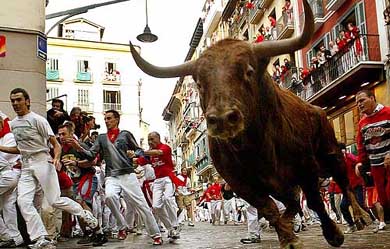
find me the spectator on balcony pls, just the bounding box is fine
[283,58,291,70]
[254,28,265,43]
[47,98,70,135]
[264,26,273,40]
[272,65,281,84]
[317,51,326,66]
[268,15,277,39]
[310,56,319,70]
[384,6,390,26]
[347,22,363,58]
[329,41,339,56]
[320,45,332,61]
[282,0,293,23]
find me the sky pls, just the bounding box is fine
[46,0,204,136]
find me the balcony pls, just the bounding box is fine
[75,71,92,82]
[276,10,294,40]
[102,71,121,85]
[249,0,273,24]
[74,102,94,113]
[103,102,121,111]
[288,34,383,107]
[203,0,223,36]
[46,70,61,81]
[195,154,209,172]
[326,0,346,11]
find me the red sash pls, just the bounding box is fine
[77,172,94,200]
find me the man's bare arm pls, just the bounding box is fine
[144,149,163,156]
[0,145,19,154]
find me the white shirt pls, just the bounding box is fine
[0,133,19,171]
[10,112,54,156]
[177,174,191,196]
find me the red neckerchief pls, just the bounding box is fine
[107,128,120,143]
[181,174,188,185]
[0,118,11,138]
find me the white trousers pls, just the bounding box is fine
[247,205,260,238]
[210,200,222,223]
[0,169,23,244]
[152,176,178,230]
[104,173,160,237]
[18,153,84,241]
[223,197,237,222]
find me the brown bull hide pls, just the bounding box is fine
[130,0,371,248]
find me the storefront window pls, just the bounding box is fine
[332,117,341,142]
[344,111,355,145]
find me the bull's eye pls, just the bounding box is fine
[246,66,254,79]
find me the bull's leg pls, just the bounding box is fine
[254,196,300,249]
[324,153,372,229]
[299,165,344,247]
[274,189,304,249]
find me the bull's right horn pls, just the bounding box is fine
[129,41,196,78]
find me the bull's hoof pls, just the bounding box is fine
[281,238,303,249]
[322,220,344,247]
[355,220,364,230]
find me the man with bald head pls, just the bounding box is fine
[136,131,182,242]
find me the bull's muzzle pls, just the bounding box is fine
[206,108,244,139]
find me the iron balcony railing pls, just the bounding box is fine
[103,103,121,111]
[276,9,294,39]
[285,34,380,100]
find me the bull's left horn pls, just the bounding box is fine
[252,0,314,57]
[129,41,196,78]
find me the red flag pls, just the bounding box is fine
[0,35,5,57]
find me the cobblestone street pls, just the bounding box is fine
[56,221,390,249]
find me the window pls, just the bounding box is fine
[77,89,89,106]
[332,117,341,142]
[104,62,120,82]
[46,87,59,100]
[103,90,121,111]
[47,58,59,71]
[77,60,89,72]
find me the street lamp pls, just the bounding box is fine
[137,0,158,43]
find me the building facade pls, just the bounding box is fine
[46,18,148,141]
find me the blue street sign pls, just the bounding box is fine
[37,36,47,61]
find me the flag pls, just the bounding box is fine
[0,35,5,57]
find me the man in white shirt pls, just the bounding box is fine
[0,112,24,248]
[0,88,98,249]
[176,167,194,227]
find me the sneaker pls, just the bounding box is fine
[240,237,261,244]
[158,225,166,233]
[188,221,195,227]
[28,237,52,249]
[81,210,98,230]
[168,227,180,240]
[344,225,357,234]
[92,233,108,247]
[0,240,17,248]
[117,229,127,240]
[77,235,93,245]
[378,222,386,230]
[152,236,163,246]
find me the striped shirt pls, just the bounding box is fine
[357,105,390,167]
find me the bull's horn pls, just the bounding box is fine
[253,0,314,57]
[129,41,196,78]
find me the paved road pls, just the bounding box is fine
[56,221,390,249]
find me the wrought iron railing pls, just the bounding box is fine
[285,34,380,100]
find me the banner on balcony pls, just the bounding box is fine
[0,35,6,57]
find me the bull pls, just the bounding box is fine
[129,0,371,248]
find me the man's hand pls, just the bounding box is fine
[53,110,64,118]
[49,158,62,171]
[127,150,136,158]
[62,159,76,167]
[65,137,83,151]
[355,163,362,177]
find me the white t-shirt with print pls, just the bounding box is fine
[10,111,54,156]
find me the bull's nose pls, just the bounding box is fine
[224,109,242,126]
[206,114,219,126]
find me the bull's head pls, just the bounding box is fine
[130,0,314,140]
